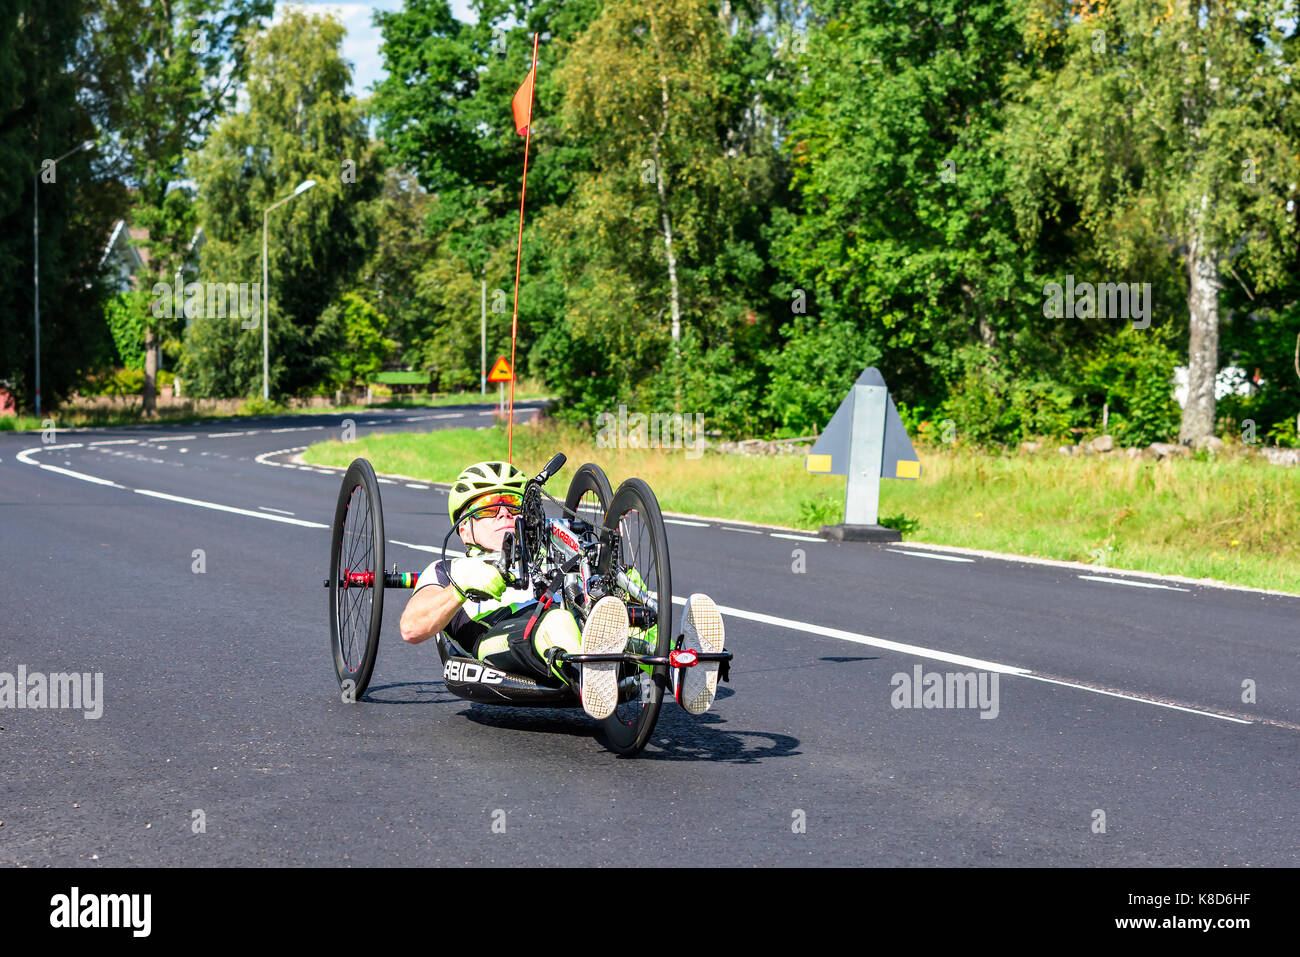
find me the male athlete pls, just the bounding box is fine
[398,461,726,720]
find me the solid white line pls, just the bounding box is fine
[771,533,824,542]
[668,596,1248,725]
[38,464,124,488]
[664,518,709,527]
[134,489,328,528]
[89,439,137,446]
[666,596,1029,674]
[1077,575,1189,592]
[257,506,295,516]
[889,549,976,563]
[1021,674,1251,724]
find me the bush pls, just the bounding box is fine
[1078,326,1182,446]
[938,349,1079,447]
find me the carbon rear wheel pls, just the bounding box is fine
[598,478,671,756]
[564,462,613,525]
[329,458,385,701]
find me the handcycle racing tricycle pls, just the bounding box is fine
[324,452,732,756]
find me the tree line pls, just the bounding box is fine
[3,0,1297,447]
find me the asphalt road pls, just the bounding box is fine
[1,405,1296,866]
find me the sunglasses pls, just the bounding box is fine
[466,493,523,519]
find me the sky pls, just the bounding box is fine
[280,1,479,96]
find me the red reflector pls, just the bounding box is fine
[670,649,698,668]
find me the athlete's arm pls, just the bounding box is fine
[399,584,464,645]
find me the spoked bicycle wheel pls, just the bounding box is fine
[598,477,672,756]
[564,462,613,525]
[329,458,386,701]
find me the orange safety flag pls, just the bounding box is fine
[511,68,535,136]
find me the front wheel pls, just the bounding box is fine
[598,477,672,756]
[329,458,385,701]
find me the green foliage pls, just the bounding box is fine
[103,290,150,368]
[762,315,882,436]
[940,348,1079,447]
[323,293,399,389]
[1078,327,1182,447]
[0,0,120,410]
[186,7,380,398]
[1266,416,1299,448]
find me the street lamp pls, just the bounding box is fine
[261,179,317,401]
[33,139,95,418]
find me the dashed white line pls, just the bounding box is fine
[209,431,248,438]
[771,533,824,542]
[406,483,429,490]
[889,549,976,563]
[433,413,465,419]
[377,478,396,485]
[665,518,709,527]
[1077,575,1189,592]
[147,435,196,442]
[89,439,137,446]
[720,526,761,535]
[389,540,465,558]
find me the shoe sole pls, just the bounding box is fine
[580,596,629,720]
[678,593,724,715]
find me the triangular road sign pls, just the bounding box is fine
[488,356,513,382]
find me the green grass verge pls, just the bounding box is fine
[0,388,551,431]
[302,419,1300,595]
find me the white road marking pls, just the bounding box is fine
[889,549,976,563]
[134,489,327,528]
[1077,575,1189,592]
[664,518,709,527]
[389,540,465,559]
[720,526,761,534]
[433,413,464,419]
[36,463,124,488]
[771,533,824,542]
[377,478,396,485]
[257,506,295,516]
[664,597,1247,725]
[147,435,196,442]
[209,431,248,438]
[178,448,188,453]
[406,483,429,490]
[1020,674,1251,723]
[89,439,137,446]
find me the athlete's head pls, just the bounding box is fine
[448,460,527,552]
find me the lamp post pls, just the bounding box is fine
[260,179,317,401]
[33,139,95,418]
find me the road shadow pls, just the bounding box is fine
[361,680,464,705]
[633,689,800,763]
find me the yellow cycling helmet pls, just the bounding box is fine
[448,461,528,527]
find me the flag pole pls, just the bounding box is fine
[508,32,540,464]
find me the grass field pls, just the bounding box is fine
[302,418,1300,595]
